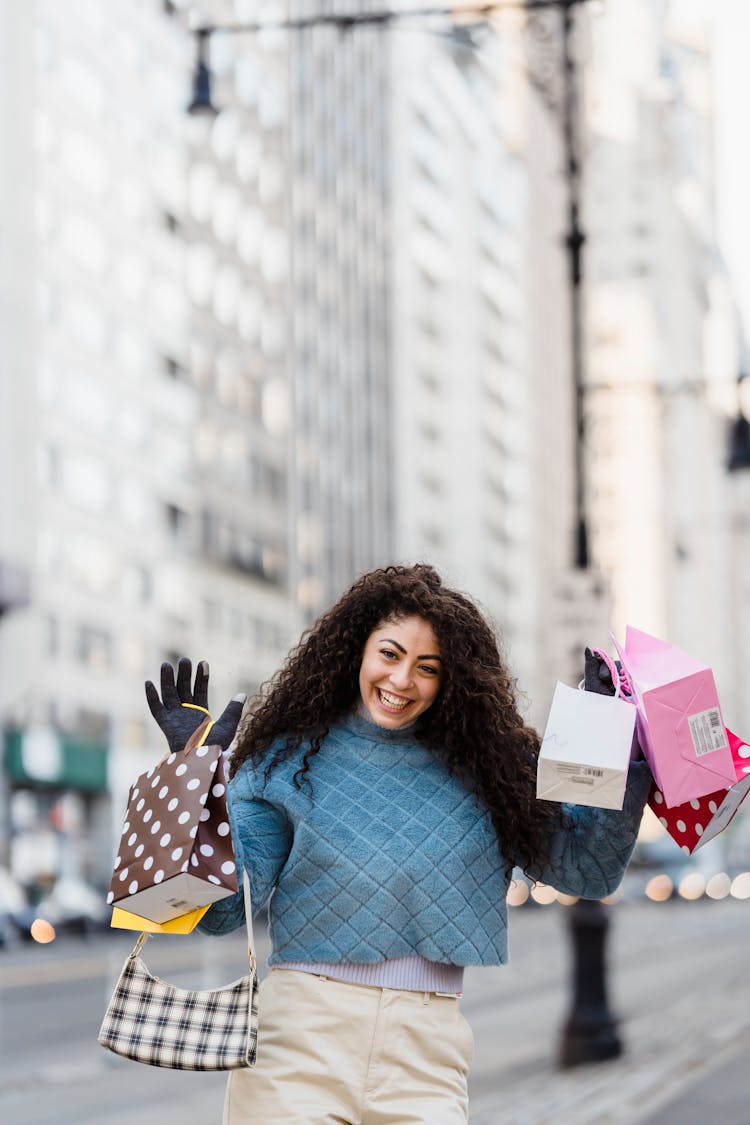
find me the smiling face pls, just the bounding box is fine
[358,615,443,729]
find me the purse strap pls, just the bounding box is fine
[243,870,256,975]
[132,870,256,975]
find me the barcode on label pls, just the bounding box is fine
[688,709,727,757]
[582,768,604,778]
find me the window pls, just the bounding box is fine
[46,615,59,658]
[203,597,221,630]
[164,503,189,544]
[162,355,187,381]
[41,444,62,488]
[76,709,110,740]
[122,564,152,604]
[76,626,113,673]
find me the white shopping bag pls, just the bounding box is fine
[536,681,637,810]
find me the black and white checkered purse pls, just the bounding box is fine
[98,873,258,1070]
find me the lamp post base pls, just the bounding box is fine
[560,1011,623,1068]
[559,898,623,1068]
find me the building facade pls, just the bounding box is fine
[585,0,746,734]
[2,0,747,894]
[0,0,295,888]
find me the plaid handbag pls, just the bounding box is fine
[98,872,258,1070]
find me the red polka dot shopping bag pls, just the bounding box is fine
[648,728,750,855]
[107,722,238,924]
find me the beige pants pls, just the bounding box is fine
[223,968,474,1124]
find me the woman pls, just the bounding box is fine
[147,563,651,1124]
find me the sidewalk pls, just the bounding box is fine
[466,899,750,1124]
[643,1040,750,1125]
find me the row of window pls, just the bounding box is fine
[199,509,286,585]
[45,605,289,674]
[201,599,289,654]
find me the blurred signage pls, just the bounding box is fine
[3,728,108,792]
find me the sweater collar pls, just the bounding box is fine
[339,710,423,745]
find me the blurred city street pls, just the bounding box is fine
[2,1,750,1123]
[2,896,749,1124]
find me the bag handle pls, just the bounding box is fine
[129,870,255,974]
[156,716,216,767]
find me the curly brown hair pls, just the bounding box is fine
[230,563,562,874]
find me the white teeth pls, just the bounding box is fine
[378,689,410,709]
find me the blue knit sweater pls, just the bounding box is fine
[199,713,652,966]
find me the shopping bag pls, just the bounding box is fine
[537,681,637,810]
[613,627,735,807]
[107,737,237,924]
[110,904,210,934]
[649,728,750,854]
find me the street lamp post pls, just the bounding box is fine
[560,0,588,570]
[553,0,623,1068]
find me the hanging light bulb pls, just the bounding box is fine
[728,373,750,473]
[187,29,218,116]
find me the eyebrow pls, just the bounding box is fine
[378,637,442,662]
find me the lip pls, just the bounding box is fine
[376,687,413,713]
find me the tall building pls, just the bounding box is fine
[388,10,575,716]
[284,1,394,616]
[585,0,745,731]
[0,0,295,888]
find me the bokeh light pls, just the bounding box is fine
[730,872,750,899]
[30,918,56,943]
[530,883,557,906]
[645,874,673,902]
[506,880,530,907]
[677,872,705,901]
[705,872,731,900]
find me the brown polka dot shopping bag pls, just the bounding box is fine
[107,721,238,924]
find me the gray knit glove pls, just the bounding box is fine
[583,647,618,696]
[583,647,642,759]
[145,658,245,754]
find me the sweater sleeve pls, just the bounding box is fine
[197,763,293,936]
[525,759,653,898]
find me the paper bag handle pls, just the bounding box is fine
[156,716,216,767]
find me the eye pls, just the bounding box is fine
[420,665,440,676]
[380,649,398,660]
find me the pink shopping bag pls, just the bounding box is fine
[649,729,750,854]
[613,627,736,808]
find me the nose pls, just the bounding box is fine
[389,664,414,691]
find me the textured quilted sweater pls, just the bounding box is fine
[199,713,652,966]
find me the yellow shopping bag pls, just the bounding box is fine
[110,904,210,934]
